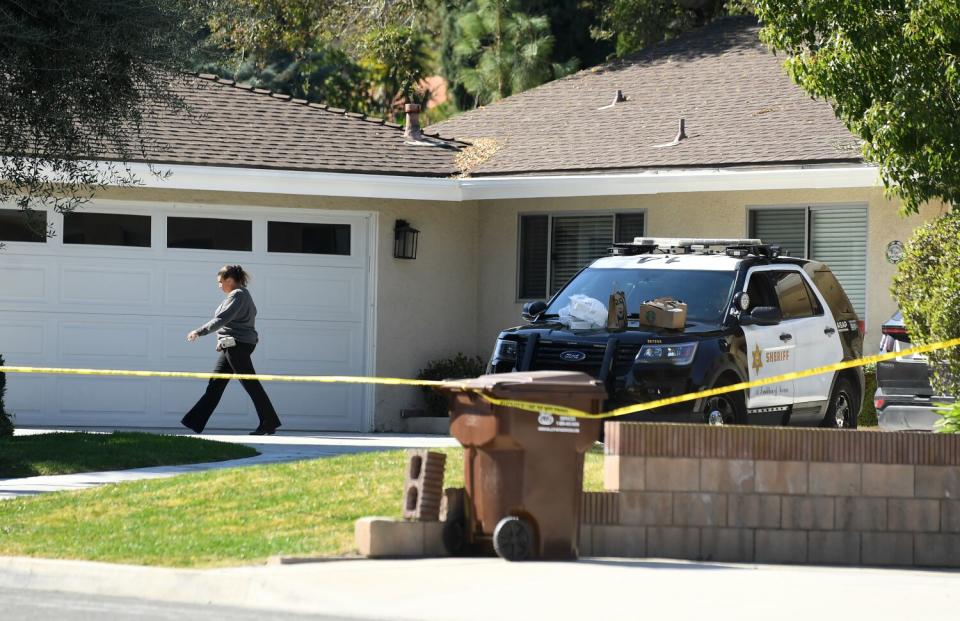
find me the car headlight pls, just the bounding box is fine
[635,342,698,365]
[492,338,518,362]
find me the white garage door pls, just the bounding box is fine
[0,201,376,432]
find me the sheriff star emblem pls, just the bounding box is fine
[751,343,764,375]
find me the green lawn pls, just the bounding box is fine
[0,447,604,567]
[0,432,258,478]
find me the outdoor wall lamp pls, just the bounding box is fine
[394,219,420,260]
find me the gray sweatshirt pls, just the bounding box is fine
[196,288,259,345]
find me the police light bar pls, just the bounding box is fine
[632,237,763,249]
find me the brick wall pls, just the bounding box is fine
[580,423,960,567]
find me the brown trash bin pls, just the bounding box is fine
[439,371,605,561]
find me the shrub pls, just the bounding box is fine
[0,354,12,437]
[934,403,960,434]
[893,211,960,397]
[858,364,878,427]
[416,353,486,418]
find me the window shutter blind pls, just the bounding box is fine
[550,215,613,294]
[615,213,645,243]
[749,209,806,258]
[518,215,549,299]
[810,207,868,317]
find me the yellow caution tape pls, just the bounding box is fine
[1,336,959,420]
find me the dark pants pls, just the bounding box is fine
[182,342,281,433]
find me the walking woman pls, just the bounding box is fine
[181,265,282,435]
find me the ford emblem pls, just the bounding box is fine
[560,350,587,362]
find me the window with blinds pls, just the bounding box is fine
[749,205,867,317]
[518,212,644,299]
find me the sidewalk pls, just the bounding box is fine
[1,428,458,500]
[1,554,958,620]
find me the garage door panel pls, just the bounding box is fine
[162,323,225,361]
[0,320,45,356]
[59,322,151,359]
[57,377,151,415]
[5,375,46,415]
[270,384,360,426]
[261,325,361,367]
[261,269,365,319]
[60,266,152,306]
[0,264,48,303]
[162,267,234,311]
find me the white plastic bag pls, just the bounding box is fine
[558,294,608,329]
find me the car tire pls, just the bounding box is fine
[704,380,747,425]
[822,376,859,429]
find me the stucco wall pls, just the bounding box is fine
[100,188,481,432]
[475,187,946,357]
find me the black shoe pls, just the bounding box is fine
[181,418,203,434]
[249,428,276,436]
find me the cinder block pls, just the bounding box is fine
[700,528,754,563]
[402,450,446,521]
[646,457,700,492]
[673,493,728,527]
[422,521,449,557]
[942,501,960,533]
[808,531,860,565]
[915,466,960,499]
[700,459,755,493]
[809,463,861,496]
[755,530,808,564]
[862,532,913,566]
[914,533,960,567]
[646,527,700,560]
[620,491,672,526]
[755,461,808,495]
[888,499,940,533]
[591,525,645,557]
[835,497,887,532]
[781,496,835,531]
[579,525,593,556]
[862,464,914,498]
[605,455,645,491]
[355,517,424,558]
[728,494,781,529]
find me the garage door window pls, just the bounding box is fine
[167,217,252,251]
[0,208,46,242]
[64,212,150,247]
[518,212,645,300]
[268,221,350,255]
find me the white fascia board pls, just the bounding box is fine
[106,162,880,202]
[120,163,464,202]
[458,165,882,200]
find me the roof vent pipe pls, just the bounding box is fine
[675,118,687,142]
[404,103,422,141]
[598,89,627,110]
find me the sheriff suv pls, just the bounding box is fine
[489,238,864,427]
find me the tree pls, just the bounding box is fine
[756,1,960,427]
[0,0,213,220]
[595,0,754,57]
[205,0,433,119]
[447,0,578,106]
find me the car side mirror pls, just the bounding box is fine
[741,306,781,326]
[522,300,547,322]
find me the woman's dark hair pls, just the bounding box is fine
[218,265,250,287]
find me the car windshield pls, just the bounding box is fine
[545,268,737,325]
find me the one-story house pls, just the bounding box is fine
[0,17,941,432]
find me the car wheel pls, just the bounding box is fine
[704,383,747,425]
[822,376,858,429]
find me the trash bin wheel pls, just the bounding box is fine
[493,516,535,561]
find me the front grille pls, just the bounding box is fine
[529,340,607,377]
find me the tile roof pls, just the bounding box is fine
[131,74,466,177]
[429,16,863,177]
